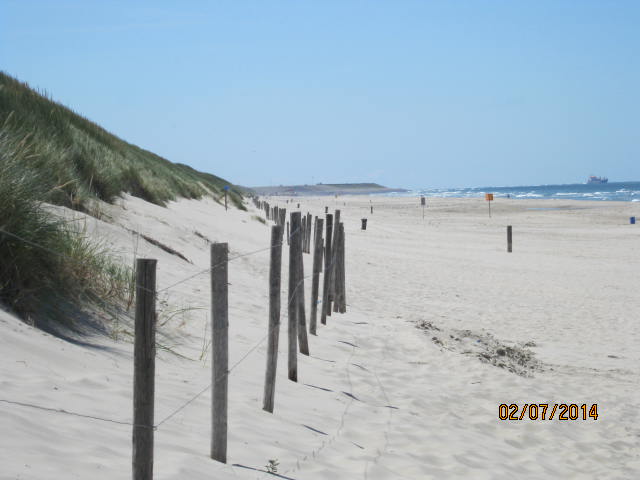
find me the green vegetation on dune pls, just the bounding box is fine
[0,71,245,210]
[0,71,245,329]
[0,125,133,326]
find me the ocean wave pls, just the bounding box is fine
[395,182,640,202]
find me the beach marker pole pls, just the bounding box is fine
[132,259,157,480]
[210,243,229,463]
[263,226,283,413]
[224,185,229,211]
[507,225,512,253]
[485,193,494,218]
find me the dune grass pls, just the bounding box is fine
[0,71,246,211]
[0,122,133,326]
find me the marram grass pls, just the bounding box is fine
[0,123,133,327]
[0,71,246,211]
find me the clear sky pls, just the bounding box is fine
[1,1,639,189]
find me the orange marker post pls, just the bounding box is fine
[485,193,494,218]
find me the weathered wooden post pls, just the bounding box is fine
[320,214,333,325]
[306,213,313,253]
[296,238,310,356]
[310,218,324,335]
[314,216,322,273]
[286,222,290,245]
[211,243,228,463]
[288,212,301,381]
[133,259,157,480]
[329,210,341,308]
[263,226,283,413]
[333,225,343,314]
[507,225,512,253]
[338,223,346,313]
[325,206,328,214]
[301,216,307,253]
[361,218,367,230]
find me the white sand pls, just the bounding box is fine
[1,194,639,479]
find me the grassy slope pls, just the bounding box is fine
[0,71,244,328]
[0,71,245,211]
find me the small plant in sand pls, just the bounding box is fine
[266,459,279,474]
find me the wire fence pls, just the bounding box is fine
[0,204,348,442]
[0,197,413,480]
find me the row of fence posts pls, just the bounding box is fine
[132,199,347,479]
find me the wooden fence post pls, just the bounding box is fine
[288,212,301,381]
[333,224,345,313]
[296,236,310,355]
[315,217,322,273]
[301,216,307,254]
[333,223,342,313]
[321,214,333,325]
[310,218,324,335]
[338,223,346,313]
[211,243,228,463]
[507,225,512,253]
[328,210,341,310]
[133,258,157,480]
[263,226,283,413]
[306,213,312,253]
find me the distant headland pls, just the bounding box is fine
[247,183,408,196]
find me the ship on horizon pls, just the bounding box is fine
[587,175,608,184]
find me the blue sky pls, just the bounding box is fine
[1,1,639,188]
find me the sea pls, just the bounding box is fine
[392,181,640,202]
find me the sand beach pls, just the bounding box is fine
[1,194,638,479]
